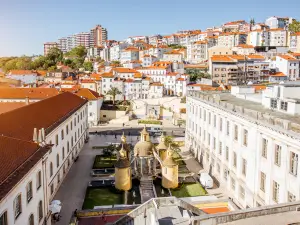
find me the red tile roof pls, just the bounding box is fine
[9,70,36,75]
[0,102,29,114]
[0,136,49,201]
[0,88,59,99]
[113,68,137,73]
[64,88,103,100]
[0,92,87,141]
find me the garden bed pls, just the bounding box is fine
[171,182,207,198]
[93,155,117,169]
[138,120,162,125]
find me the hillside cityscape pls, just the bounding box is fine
[1,14,300,225]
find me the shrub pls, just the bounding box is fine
[138,120,162,125]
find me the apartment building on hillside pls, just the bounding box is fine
[186,84,300,209]
[209,55,269,85]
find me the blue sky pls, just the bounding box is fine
[0,0,299,56]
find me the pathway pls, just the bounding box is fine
[52,135,102,225]
[140,176,156,203]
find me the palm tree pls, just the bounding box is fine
[107,87,121,105]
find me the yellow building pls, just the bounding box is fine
[156,133,167,161]
[162,145,178,189]
[114,145,131,191]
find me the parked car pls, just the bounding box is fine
[199,172,213,189]
[147,126,162,136]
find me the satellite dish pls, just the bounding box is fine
[247,81,253,85]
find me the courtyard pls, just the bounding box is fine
[52,131,209,225]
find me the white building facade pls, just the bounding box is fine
[186,88,300,209]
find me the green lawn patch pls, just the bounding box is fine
[82,187,123,209]
[138,120,162,125]
[93,155,117,169]
[171,183,207,198]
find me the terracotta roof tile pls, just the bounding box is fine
[0,88,59,99]
[9,70,36,75]
[150,82,163,86]
[0,102,28,114]
[0,92,87,141]
[278,55,298,61]
[113,68,137,73]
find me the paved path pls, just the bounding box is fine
[52,135,103,225]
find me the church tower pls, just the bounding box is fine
[120,132,130,159]
[162,145,178,189]
[156,133,167,161]
[114,145,131,191]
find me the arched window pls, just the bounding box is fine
[56,154,60,168]
[62,147,65,160]
[14,194,22,218]
[26,181,33,203]
[28,214,34,225]
[49,162,53,177]
[38,201,43,222]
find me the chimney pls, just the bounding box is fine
[38,129,42,145]
[25,96,29,105]
[33,128,38,143]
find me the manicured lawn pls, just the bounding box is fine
[82,187,123,209]
[93,155,117,169]
[171,183,207,198]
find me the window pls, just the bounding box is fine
[280,101,288,111]
[234,125,238,141]
[62,147,65,160]
[36,171,42,190]
[38,201,43,221]
[290,152,298,176]
[57,173,60,183]
[28,214,34,225]
[224,169,228,180]
[240,186,245,199]
[243,129,248,146]
[262,138,268,158]
[208,113,211,124]
[74,118,76,126]
[204,110,206,121]
[56,154,60,168]
[270,99,277,108]
[273,181,280,202]
[0,211,8,225]
[213,137,216,150]
[71,121,73,130]
[50,162,53,177]
[231,178,235,191]
[50,184,54,194]
[260,172,266,192]
[219,142,222,155]
[217,163,220,173]
[14,194,22,219]
[219,118,223,131]
[71,137,74,147]
[67,142,70,153]
[208,133,210,145]
[226,147,229,161]
[213,115,216,127]
[233,152,237,168]
[274,144,281,166]
[288,192,296,202]
[89,101,92,105]
[242,159,247,176]
[55,134,58,146]
[66,125,69,135]
[226,121,230,135]
[26,182,33,203]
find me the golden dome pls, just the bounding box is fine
[156,133,167,150]
[134,141,153,157]
[163,145,177,167]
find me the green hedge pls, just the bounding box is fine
[138,120,162,125]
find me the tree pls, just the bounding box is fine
[185,68,211,82]
[288,20,300,34]
[111,60,121,67]
[107,87,122,105]
[65,45,87,58]
[250,18,255,26]
[46,47,63,64]
[164,136,180,151]
[83,61,93,72]
[168,44,186,49]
